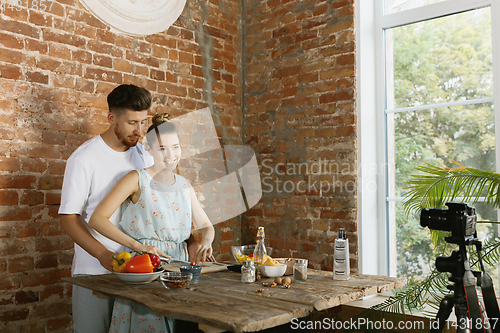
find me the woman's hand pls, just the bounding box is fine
[188,241,214,264]
[137,244,170,259]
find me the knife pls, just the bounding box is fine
[160,256,191,266]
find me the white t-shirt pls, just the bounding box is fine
[58,135,153,276]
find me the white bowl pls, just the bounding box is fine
[258,264,286,278]
[113,269,163,284]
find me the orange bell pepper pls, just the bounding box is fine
[126,254,154,273]
[112,252,132,273]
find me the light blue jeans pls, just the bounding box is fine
[72,274,114,333]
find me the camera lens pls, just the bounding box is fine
[420,208,449,231]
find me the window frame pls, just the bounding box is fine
[357,0,500,276]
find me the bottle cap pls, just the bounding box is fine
[294,259,307,264]
[338,228,346,239]
[242,260,254,266]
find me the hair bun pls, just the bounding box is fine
[151,113,171,126]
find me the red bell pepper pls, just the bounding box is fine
[148,253,161,268]
[126,254,154,273]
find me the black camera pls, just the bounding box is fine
[420,202,477,238]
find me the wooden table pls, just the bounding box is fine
[63,269,405,333]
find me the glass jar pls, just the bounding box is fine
[253,226,267,264]
[293,259,308,281]
[241,260,255,283]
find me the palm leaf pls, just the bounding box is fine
[403,163,500,216]
[343,269,450,333]
[362,162,500,330]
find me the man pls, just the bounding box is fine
[59,84,207,333]
[59,84,154,332]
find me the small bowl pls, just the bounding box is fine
[180,265,201,283]
[113,269,164,284]
[231,245,273,263]
[258,265,286,278]
[160,271,192,289]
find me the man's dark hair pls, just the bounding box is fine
[107,84,152,115]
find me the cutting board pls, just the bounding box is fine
[162,262,229,274]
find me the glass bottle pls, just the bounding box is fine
[293,259,308,281]
[241,260,255,283]
[253,227,267,264]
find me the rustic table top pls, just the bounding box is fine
[63,269,405,333]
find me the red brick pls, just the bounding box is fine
[113,59,132,73]
[45,193,61,205]
[36,254,58,269]
[0,17,39,38]
[0,175,36,189]
[320,209,351,219]
[0,309,29,322]
[0,157,20,172]
[0,62,23,80]
[96,29,116,44]
[26,71,49,84]
[24,38,47,54]
[47,316,72,331]
[38,176,63,190]
[75,22,97,39]
[21,159,47,173]
[20,190,44,205]
[125,50,160,68]
[0,32,24,49]
[29,10,53,26]
[0,48,24,64]
[11,143,61,159]
[72,49,92,64]
[302,242,317,252]
[0,189,18,206]
[84,67,122,84]
[93,54,113,68]
[145,34,176,48]
[319,90,354,104]
[49,43,71,60]
[15,290,39,305]
[337,53,355,66]
[40,285,64,301]
[273,65,302,78]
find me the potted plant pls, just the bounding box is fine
[346,162,500,332]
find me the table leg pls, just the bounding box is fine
[198,323,226,333]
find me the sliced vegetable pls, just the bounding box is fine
[126,253,154,273]
[112,252,132,273]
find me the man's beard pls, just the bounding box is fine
[114,125,140,148]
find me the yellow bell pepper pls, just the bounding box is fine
[112,252,132,273]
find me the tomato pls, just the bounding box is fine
[148,253,161,268]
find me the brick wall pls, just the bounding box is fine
[0,0,241,331]
[0,0,358,330]
[241,0,357,272]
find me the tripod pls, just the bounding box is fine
[430,249,471,333]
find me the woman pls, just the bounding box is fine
[89,113,215,333]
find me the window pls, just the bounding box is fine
[358,0,500,279]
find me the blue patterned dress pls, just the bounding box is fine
[108,169,191,333]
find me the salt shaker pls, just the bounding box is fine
[293,259,308,281]
[241,260,255,283]
[333,228,350,280]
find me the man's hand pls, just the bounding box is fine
[97,249,117,272]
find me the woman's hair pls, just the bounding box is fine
[146,113,179,146]
[107,84,152,115]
